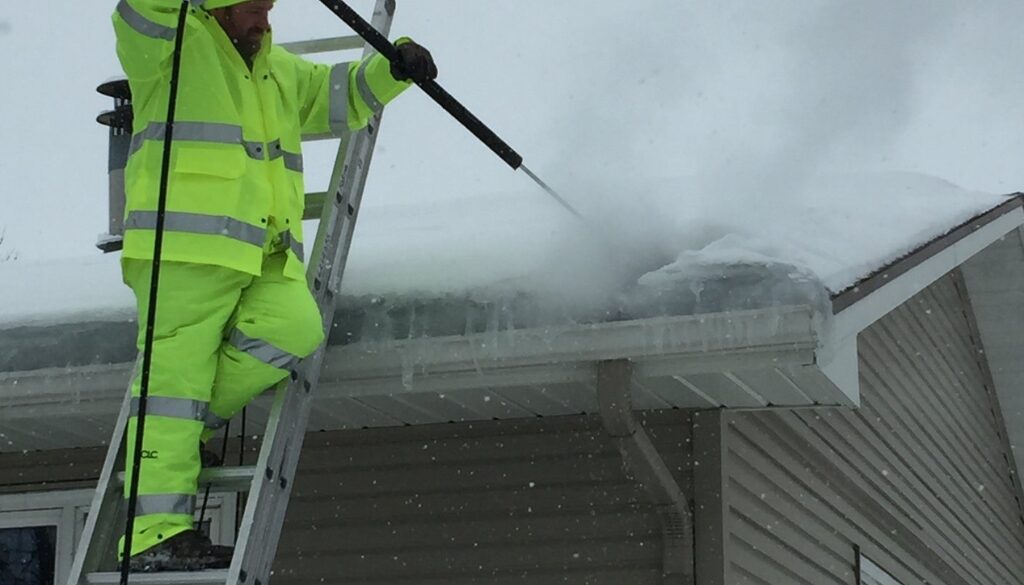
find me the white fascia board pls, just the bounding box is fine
[816,335,860,406]
[817,205,1024,406]
[829,205,1023,342]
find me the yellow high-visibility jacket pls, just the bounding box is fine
[113,0,411,280]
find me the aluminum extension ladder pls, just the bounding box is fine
[69,1,398,582]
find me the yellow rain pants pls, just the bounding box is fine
[120,232,324,557]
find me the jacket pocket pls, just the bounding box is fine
[174,146,247,179]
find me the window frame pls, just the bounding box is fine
[0,489,236,584]
[0,489,92,585]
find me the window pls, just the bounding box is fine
[858,549,906,585]
[0,491,90,585]
[0,511,59,585]
[0,489,236,583]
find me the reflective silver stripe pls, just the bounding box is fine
[117,0,176,41]
[328,62,352,135]
[242,140,266,160]
[129,121,244,157]
[281,151,303,173]
[130,396,207,422]
[289,237,304,261]
[267,139,303,172]
[126,211,266,248]
[355,58,384,115]
[129,122,297,170]
[135,494,194,517]
[229,329,302,371]
[203,411,229,430]
[279,231,305,261]
[267,139,282,159]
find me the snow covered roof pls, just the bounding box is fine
[1,174,1021,451]
[0,172,1010,330]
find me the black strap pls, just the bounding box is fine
[120,3,191,583]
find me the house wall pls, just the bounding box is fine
[695,272,1024,585]
[7,270,1023,585]
[960,227,1024,497]
[0,447,105,495]
[0,411,693,585]
[274,410,692,585]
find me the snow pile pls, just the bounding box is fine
[343,170,1007,296]
[628,245,829,319]
[0,255,131,328]
[0,171,1011,330]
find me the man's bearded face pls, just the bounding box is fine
[213,1,273,62]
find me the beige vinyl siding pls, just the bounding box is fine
[705,272,1024,585]
[959,228,1024,516]
[272,410,692,585]
[2,412,692,584]
[0,447,105,495]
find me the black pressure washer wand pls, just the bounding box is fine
[317,0,584,220]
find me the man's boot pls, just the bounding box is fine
[200,447,223,468]
[128,530,234,572]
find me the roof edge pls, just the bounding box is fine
[322,305,822,382]
[831,194,1024,313]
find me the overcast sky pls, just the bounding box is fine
[1,0,1022,263]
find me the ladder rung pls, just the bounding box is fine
[197,466,258,491]
[116,466,257,493]
[303,191,327,220]
[301,132,338,142]
[278,35,364,55]
[85,569,229,584]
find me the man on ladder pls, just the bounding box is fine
[112,0,436,572]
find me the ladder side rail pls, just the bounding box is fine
[278,36,364,55]
[68,391,133,585]
[227,2,397,584]
[306,130,355,291]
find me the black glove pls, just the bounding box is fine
[390,39,438,84]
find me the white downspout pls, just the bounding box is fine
[597,359,694,584]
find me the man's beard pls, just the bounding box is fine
[235,30,265,61]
